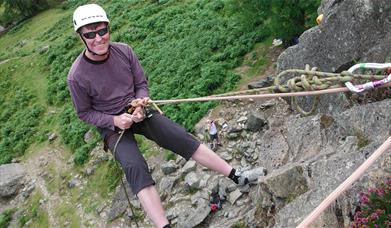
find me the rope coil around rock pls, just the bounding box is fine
[150,65,390,116]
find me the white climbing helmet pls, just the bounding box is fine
[73,4,110,32]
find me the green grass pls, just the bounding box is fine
[54,202,80,227]
[44,162,64,194]
[235,37,274,88]
[1,56,48,105]
[18,191,49,227]
[0,9,69,59]
[64,160,122,215]
[0,208,15,228]
[0,7,71,165]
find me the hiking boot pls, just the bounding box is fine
[235,167,267,186]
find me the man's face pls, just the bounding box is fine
[79,22,110,55]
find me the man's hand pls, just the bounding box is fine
[132,106,145,123]
[113,113,133,130]
[130,97,150,107]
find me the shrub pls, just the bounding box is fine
[351,177,391,227]
[0,208,15,228]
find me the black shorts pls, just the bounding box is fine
[210,133,218,141]
[97,112,200,195]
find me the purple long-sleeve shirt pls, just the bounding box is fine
[67,42,148,130]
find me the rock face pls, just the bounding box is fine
[0,163,25,198]
[277,0,391,115]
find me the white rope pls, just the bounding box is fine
[297,136,391,227]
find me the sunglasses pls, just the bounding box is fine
[81,27,109,39]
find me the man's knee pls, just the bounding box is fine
[122,161,154,194]
[122,161,149,177]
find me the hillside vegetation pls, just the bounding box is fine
[0,0,320,165]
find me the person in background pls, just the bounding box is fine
[207,119,221,148]
[67,4,250,228]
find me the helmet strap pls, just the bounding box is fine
[78,33,109,57]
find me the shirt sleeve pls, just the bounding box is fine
[128,46,149,98]
[68,79,115,130]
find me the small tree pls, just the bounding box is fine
[263,0,321,45]
[229,0,321,45]
[0,0,49,25]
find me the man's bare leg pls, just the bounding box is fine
[137,185,169,228]
[191,144,232,176]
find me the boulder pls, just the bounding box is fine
[0,163,25,198]
[260,165,308,201]
[245,113,267,132]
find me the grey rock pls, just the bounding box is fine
[274,142,388,227]
[181,160,196,175]
[247,76,274,89]
[84,167,95,176]
[220,152,233,161]
[161,160,178,175]
[48,132,57,141]
[184,172,200,189]
[67,177,81,189]
[229,189,243,205]
[261,165,308,200]
[0,163,25,197]
[175,156,187,166]
[108,180,138,221]
[237,116,247,123]
[84,130,94,143]
[21,183,35,198]
[199,173,211,189]
[159,176,177,194]
[176,199,211,228]
[286,115,323,162]
[38,45,50,54]
[226,132,240,140]
[245,113,267,132]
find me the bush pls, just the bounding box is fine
[0,208,15,228]
[351,177,391,227]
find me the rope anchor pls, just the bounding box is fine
[150,63,391,116]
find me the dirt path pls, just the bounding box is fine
[22,146,65,227]
[0,57,19,65]
[21,143,113,227]
[238,46,283,90]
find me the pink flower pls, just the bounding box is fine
[361,217,368,224]
[376,188,385,196]
[370,212,379,221]
[359,193,369,204]
[375,209,384,215]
